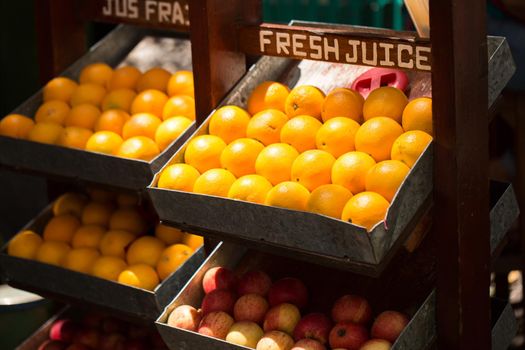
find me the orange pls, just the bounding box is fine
[99,230,135,258]
[118,264,159,290]
[109,207,148,235]
[116,193,139,207]
[156,244,193,281]
[363,87,408,123]
[79,62,113,88]
[331,151,376,194]
[91,256,127,281]
[7,230,43,259]
[208,105,250,143]
[247,81,290,115]
[255,143,299,185]
[162,95,196,121]
[35,100,70,125]
[43,214,81,243]
[366,160,410,202]
[35,241,70,266]
[167,71,194,97]
[136,67,171,93]
[291,150,335,191]
[86,131,124,155]
[130,89,169,118]
[182,233,204,251]
[155,116,192,151]
[155,224,184,245]
[184,135,227,173]
[285,85,325,120]
[316,117,360,158]
[341,191,390,231]
[158,163,200,191]
[62,248,100,274]
[220,138,264,177]
[402,97,433,135]
[70,83,106,107]
[0,114,35,139]
[116,136,160,161]
[265,181,310,211]
[81,201,114,227]
[102,88,136,112]
[43,77,78,103]
[122,113,162,140]
[57,127,93,149]
[108,66,141,91]
[87,188,115,203]
[28,123,63,144]
[52,192,88,218]
[354,117,404,162]
[65,104,101,130]
[228,174,273,204]
[321,87,364,123]
[280,115,323,153]
[95,109,129,134]
[193,169,237,197]
[246,109,288,146]
[72,225,106,249]
[390,130,433,168]
[307,184,353,219]
[126,236,166,267]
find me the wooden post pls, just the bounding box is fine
[430,0,491,349]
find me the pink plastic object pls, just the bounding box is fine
[351,68,409,98]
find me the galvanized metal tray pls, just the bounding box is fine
[0,203,208,322]
[0,24,195,191]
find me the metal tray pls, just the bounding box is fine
[0,203,208,322]
[0,24,195,191]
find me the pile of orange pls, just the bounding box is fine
[7,189,203,290]
[0,63,196,161]
[157,82,433,231]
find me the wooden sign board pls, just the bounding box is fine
[78,0,190,31]
[239,24,432,72]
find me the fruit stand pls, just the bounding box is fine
[0,0,521,349]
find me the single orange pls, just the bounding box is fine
[65,104,101,130]
[102,88,136,112]
[307,184,353,219]
[158,163,201,192]
[155,224,185,245]
[28,123,63,144]
[193,169,237,197]
[136,67,171,93]
[126,236,166,267]
[366,160,410,202]
[43,214,81,243]
[247,81,290,115]
[341,191,390,231]
[220,138,264,177]
[81,201,114,227]
[43,77,78,103]
[291,150,335,191]
[116,136,160,161]
[182,233,204,251]
[285,85,325,120]
[167,71,194,97]
[72,224,106,249]
[52,192,88,218]
[321,87,364,123]
[57,127,93,149]
[156,244,193,280]
[255,143,299,185]
[86,131,124,155]
[162,95,196,121]
[79,62,113,88]
[118,264,159,290]
[155,116,192,151]
[265,181,310,211]
[62,248,100,274]
[228,174,273,204]
[280,115,322,153]
[130,89,169,118]
[7,230,43,259]
[363,87,408,123]
[246,109,289,146]
[354,117,404,162]
[109,207,148,235]
[35,100,70,125]
[108,66,142,91]
[402,97,433,135]
[87,188,115,203]
[95,109,129,135]
[184,135,227,173]
[390,130,433,168]
[316,117,360,158]
[116,193,139,207]
[0,114,34,139]
[91,256,127,281]
[208,105,249,143]
[99,230,135,259]
[70,83,106,107]
[35,241,70,266]
[122,113,162,140]
[331,151,376,194]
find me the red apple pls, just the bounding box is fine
[360,339,392,350]
[49,319,78,343]
[198,311,235,340]
[123,339,148,350]
[202,266,237,293]
[371,311,409,343]
[329,322,369,350]
[293,313,332,344]
[76,328,100,348]
[101,317,127,333]
[263,303,301,335]
[331,295,372,325]
[268,278,308,309]
[38,340,67,350]
[99,332,126,350]
[167,305,202,331]
[292,338,327,350]
[256,330,295,350]
[234,293,269,323]
[237,270,273,296]
[65,344,91,350]
[201,289,236,315]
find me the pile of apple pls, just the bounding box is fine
[167,266,409,350]
[37,312,167,350]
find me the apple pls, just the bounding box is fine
[201,289,236,315]
[202,266,237,293]
[329,322,369,350]
[76,328,100,348]
[168,305,202,331]
[99,332,126,350]
[234,293,269,323]
[332,295,372,325]
[198,311,235,340]
[49,319,78,343]
[291,338,327,350]
[226,321,265,348]
[101,317,127,333]
[237,270,273,296]
[371,311,409,343]
[82,312,105,328]
[293,313,332,344]
[263,303,301,335]
[268,278,308,308]
[360,339,392,350]
[123,339,148,350]
[38,340,67,350]
[256,330,295,350]
[65,344,91,350]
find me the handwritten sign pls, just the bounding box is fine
[239,24,432,72]
[80,0,190,31]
